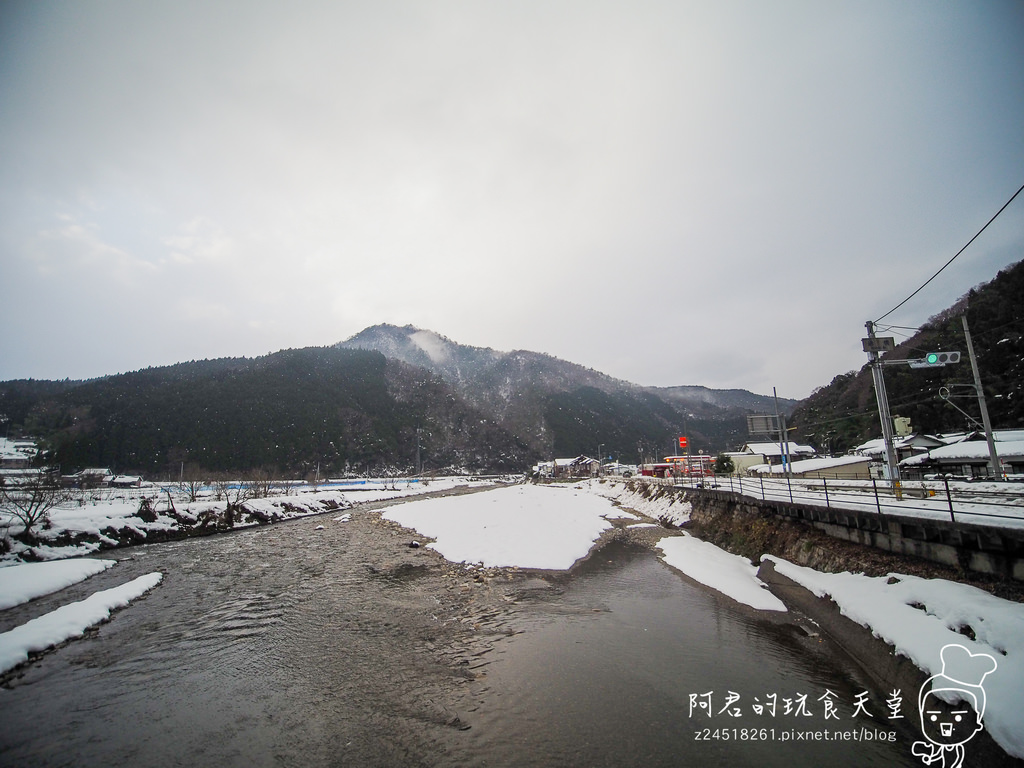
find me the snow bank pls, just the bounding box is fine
[589,480,692,526]
[0,572,163,675]
[0,559,117,610]
[764,556,1024,759]
[382,484,616,569]
[658,534,787,612]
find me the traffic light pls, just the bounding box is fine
[909,351,961,368]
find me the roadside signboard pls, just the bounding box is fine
[862,336,896,353]
[746,415,779,435]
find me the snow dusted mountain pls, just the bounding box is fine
[337,324,785,457]
[338,325,647,453]
[338,324,786,415]
[338,325,504,389]
[654,385,797,415]
[0,325,794,478]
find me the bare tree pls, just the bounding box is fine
[0,470,72,539]
[179,462,207,503]
[248,468,276,499]
[305,469,323,492]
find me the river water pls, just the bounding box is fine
[0,506,920,767]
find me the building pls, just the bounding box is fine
[0,437,38,469]
[533,456,601,479]
[63,468,115,488]
[899,431,1024,479]
[854,434,946,464]
[740,442,815,467]
[750,454,873,480]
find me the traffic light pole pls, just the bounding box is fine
[962,315,1001,478]
[865,321,902,496]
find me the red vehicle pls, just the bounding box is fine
[664,455,715,477]
[639,462,674,478]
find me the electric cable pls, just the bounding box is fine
[874,182,1024,324]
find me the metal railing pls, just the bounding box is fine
[619,474,1024,528]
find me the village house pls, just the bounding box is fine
[853,434,946,465]
[898,430,1024,479]
[749,454,873,480]
[533,456,601,479]
[740,441,815,469]
[0,437,38,469]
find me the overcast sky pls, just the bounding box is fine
[1,1,1022,399]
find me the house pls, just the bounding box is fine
[110,475,144,488]
[533,456,601,479]
[724,451,767,476]
[899,432,1024,479]
[854,434,945,464]
[750,454,873,480]
[0,437,37,469]
[63,468,115,488]
[741,442,815,467]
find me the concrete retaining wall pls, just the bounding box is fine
[686,488,1024,582]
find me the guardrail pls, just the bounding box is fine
[619,474,1024,528]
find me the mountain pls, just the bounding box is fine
[1,325,799,478]
[653,385,797,416]
[338,324,792,459]
[0,348,533,477]
[788,259,1024,453]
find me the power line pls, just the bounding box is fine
[875,182,1024,324]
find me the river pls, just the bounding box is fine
[0,502,920,767]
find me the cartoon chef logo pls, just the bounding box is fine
[911,643,997,768]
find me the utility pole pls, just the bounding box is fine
[772,388,790,476]
[864,321,902,496]
[962,315,1001,478]
[415,428,422,476]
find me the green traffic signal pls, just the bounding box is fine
[926,352,939,364]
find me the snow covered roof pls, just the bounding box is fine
[854,434,944,456]
[900,440,1024,465]
[743,442,815,457]
[534,456,598,470]
[0,437,38,460]
[934,430,1024,445]
[752,455,871,475]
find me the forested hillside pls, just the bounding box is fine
[790,260,1024,453]
[1,322,824,478]
[0,348,532,477]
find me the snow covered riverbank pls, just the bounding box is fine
[594,480,1024,760]
[0,476,509,564]
[384,479,1024,759]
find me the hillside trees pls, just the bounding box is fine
[0,347,535,476]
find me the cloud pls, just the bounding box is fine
[1,0,1022,397]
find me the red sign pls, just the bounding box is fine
[678,436,688,448]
